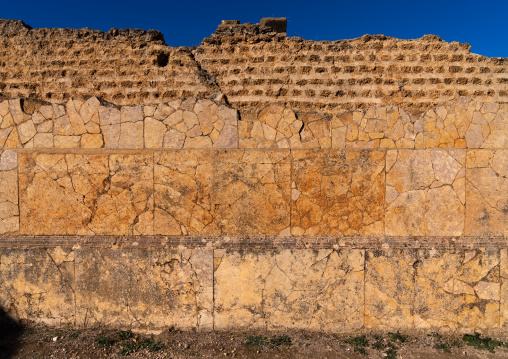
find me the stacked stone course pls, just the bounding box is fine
[0,18,507,334]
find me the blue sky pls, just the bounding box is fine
[3,0,507,57]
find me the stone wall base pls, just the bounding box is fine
[1,236,507,334]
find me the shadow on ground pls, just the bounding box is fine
[0,306,23,358]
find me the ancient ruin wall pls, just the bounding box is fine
[0,18,507,334]
[0,20,218,105]
[195,23,507,117]
[1,19,507,116]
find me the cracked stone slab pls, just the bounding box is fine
[422,98,508,148]
[385,149,466,236]
[500,249,508,330]
[0,248,75,326]
[154,150,291,236]
[239,105,330,149]
[19,153,153,235]
[0,150,19,234]
[213,249,364,332]
[332,105,418,149]
[414,249,500,333]
[466,150,508,236]
[75,248,213,331]
[291,150,385,236]
[365,249,416,330]
[146,99,238,149]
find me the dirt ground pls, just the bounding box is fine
[1,317,507,359]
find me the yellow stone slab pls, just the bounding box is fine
[414,249,500,333]
[365,249,416,330]
[291,150,385,235]
[385,149,466,236]
[213,249,365,332]
[0,248,75,326]
[75,248,213,330]
[19,153,154,235]
[155,150,291,236]
[466,150,508,236]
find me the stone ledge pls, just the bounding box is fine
[0,235,507,249]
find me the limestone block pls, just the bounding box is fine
[465,150,508,236]
[291,150,385,235]
[66,99,87,135]
[79,97,100,123]
[99,106,121,149]
[18,120,36,144]
[36,120,53,133]
[500,249,508,329]
[415,249,500,333]
[8,99,27,125]
[53,115,74,136]
[365,250,416,330]
[332,106,416,149]
[33,133,54,148]
[385,149,466,236]
[119,121,144,149]
[0,127,12,148]
[239,105,312,149]
[154,150,290,236]
[421,98,506,149]
[214,249,364,332]
[80,134,103,148]
[54,135,81,148]
[75,248,213,330]
[0,248,75,326]
[19,153,153,235]
[144,117,166,148]
[0,159,19,234]
[154,151,215,235]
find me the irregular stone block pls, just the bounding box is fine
[466,150,508,236]
[0,248,75,326]
[75,248,213,330]
[422,98,508,149]
[214,249,364,332]
[385,149,466,236]
[291,150,385,235]
[0,157,18,234]
[365,249,416,330]
[332,105,417,149]
[414,249,500,333]
[19,153,153,235]
[154,150,290,236]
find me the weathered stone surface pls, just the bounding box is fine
[500,249,508,330]
[155,150,290,236]
[75,248,212,330]
[0,166,18,234]
[414,249,500,332]
[80,133,104,148]
[0,248,75,326]
[422,98,508,148]
[214,249,364,331]
[144,117,166,148]
[154,151,215,235]
[385,149,466,236]
[19,153,153,235]
[333,106,417,149]
[291,150,385,235]
[239,105,308,149]
[466,150,508,236]
[365,250,416,330]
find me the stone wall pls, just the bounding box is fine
[0,95,507,334]
[0,18,507,334]
[0,20,217,105]
[1,19,507,116]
